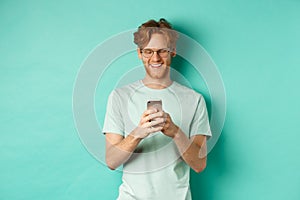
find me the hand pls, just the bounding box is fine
[131,109,165,139]
[161,112,179,138]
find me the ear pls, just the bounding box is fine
[171,48,176,57]
[137,48,142,59]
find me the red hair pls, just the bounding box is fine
[133,18,179,51]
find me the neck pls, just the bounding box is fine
[142,77,173,89]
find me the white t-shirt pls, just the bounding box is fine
[103,80,211,200]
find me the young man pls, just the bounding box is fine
[103,18,211,200]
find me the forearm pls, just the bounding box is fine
[106,134,142,170]
[172,128,207,173]
[106,109,165,170]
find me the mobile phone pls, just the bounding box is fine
[147,100,163,127]
[147,100,162,111]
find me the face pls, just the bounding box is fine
[138,33,176,81]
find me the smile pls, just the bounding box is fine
[150,64,162,68]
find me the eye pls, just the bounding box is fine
[158,49,168,53]
[143,49,153,54]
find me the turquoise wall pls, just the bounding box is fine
[1,0,300,199]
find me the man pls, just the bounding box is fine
[103,18,211,200]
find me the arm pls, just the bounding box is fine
[105,133,141,170]
[162,115,208,173]
[105,109,165,170]
[173,129,207,173]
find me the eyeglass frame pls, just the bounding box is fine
[140,48,172,58]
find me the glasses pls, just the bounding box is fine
[140,48,170,58]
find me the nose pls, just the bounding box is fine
[151,51,161,61]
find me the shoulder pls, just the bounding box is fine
[172,81,204,100]
[110,80,142,98]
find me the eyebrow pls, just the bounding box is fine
[142,48,169,50]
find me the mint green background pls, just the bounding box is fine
[1,0,300,199]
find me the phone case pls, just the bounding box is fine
[147,100,162,111]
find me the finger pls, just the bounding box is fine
[140,110,161,124]
[140,113,156,124]
[164,113,170,123]
[147,126,163,133]
[148,111,164,121]
[164,112,169,119]
[155,122,165,128]
[143,118,165,128]
[142,108,158,117]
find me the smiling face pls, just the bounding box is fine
[138,33,176,83]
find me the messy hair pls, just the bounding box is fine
[133,18,179,51]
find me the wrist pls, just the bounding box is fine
[127,133,143,144]
[172,128,181,139]
[167,125,179,138]
[130,127,146,140]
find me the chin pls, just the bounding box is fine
[149,73,168,80]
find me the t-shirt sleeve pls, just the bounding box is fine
[102,90,124,136]
[189,95,212,139]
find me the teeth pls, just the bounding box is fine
[151,64,162,67]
